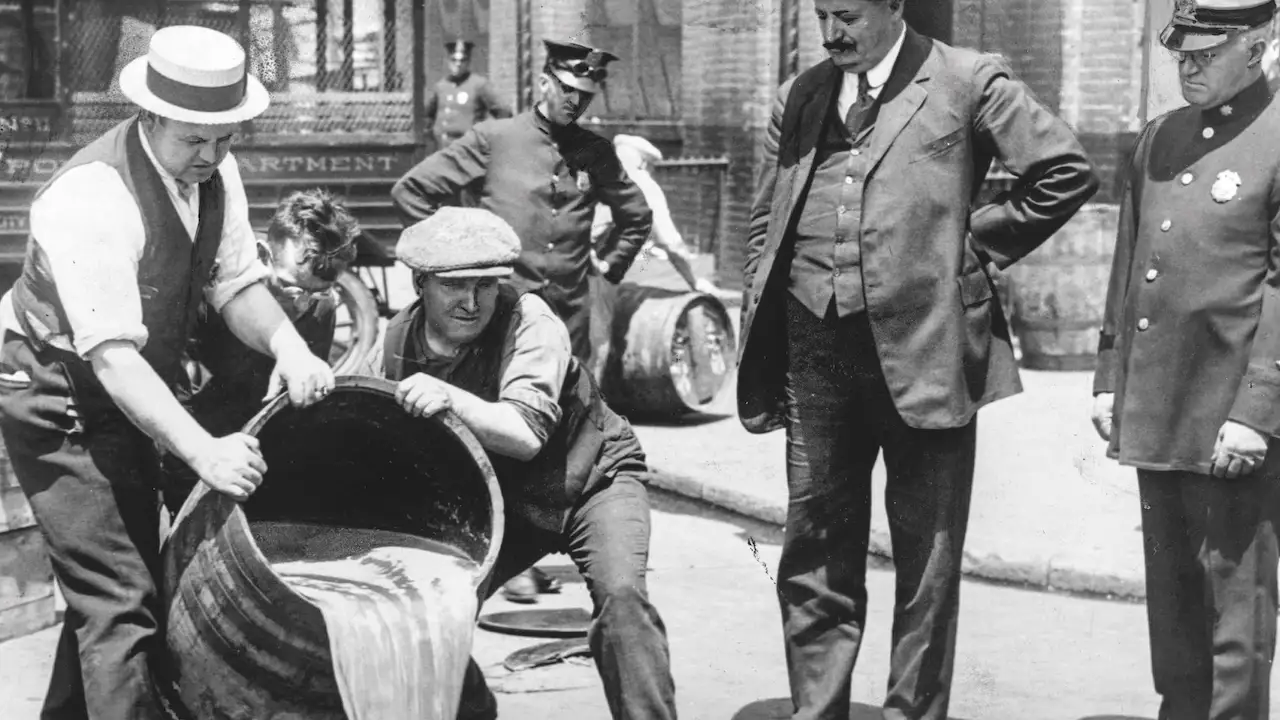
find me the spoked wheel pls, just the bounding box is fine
[328,269,381,375]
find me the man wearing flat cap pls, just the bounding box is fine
[424,39,511,151]
[1092,0,1280,715]
[0,25,334,718]
[392,39,653,371]
[361,206,677,720]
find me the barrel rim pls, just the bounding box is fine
[174,375,506,594]
[646,292,737,412]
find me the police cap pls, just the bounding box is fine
[543,39,619,94]
[1161,0,1277,52]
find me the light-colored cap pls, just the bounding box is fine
[396,207,522,278]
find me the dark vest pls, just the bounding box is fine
[383,284,643,532]
[788,80,880,319]
[9,117,225,399]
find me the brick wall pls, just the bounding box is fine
[681,0,779,289]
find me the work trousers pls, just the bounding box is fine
[456,473,677,720]
[0,332,163,720]
[1137,465,1280,720]
[780,296,976,720]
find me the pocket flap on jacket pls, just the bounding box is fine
[912,127,966,163]
[958,269,993,307]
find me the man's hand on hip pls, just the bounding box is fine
[191,433,267,501]
[1211,421,1270,480]
[1091,392,1114,441]
[265,347,335,407]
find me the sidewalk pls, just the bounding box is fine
[380,254,1149,601]
[620,255,1148,601]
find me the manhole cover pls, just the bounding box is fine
[478,607,592,638]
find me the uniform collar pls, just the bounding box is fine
[530,107,574,139]
[1202,75,1273,125]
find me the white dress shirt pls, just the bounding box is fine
[836,23,908,121]
[2,122,268,358]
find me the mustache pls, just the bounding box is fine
[824,42,854,51]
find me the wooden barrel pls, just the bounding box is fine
[602,284,737,416]
[157,377,504,720]
[1006,204,1118,371]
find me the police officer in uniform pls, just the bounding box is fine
[0,26,333,719]
[364,207,676,720]
[393,39,652,368]
[424,40,511,150]
[1093,1,1280,716]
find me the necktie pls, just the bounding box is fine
[845,73,873,136]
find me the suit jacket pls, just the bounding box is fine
[737,27,1099,434]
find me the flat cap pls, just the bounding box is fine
[396,207,521,278]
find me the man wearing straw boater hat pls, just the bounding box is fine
[1092,1,1280,716]
[0,25,334,718]
[363,207,677,720]
[425,39,511,150]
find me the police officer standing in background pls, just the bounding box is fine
[1093,1,1280,717]
[393,39,652,371]
[424,40,512,151]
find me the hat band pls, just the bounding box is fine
[1190,2,1276,29]
[146,64,247,114]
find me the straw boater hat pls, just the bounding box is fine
[119,25,269,125]
[613,134,664,170]
[1161,0,1277,52]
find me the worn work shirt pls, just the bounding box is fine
[1095,78,1280,473]
[0,124,267,357]
[366,292,571,444]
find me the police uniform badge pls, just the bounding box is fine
[1173,0,1197,24]
[1211,170,1241,203]
[575,170,592,193]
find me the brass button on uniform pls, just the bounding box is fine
[851,149,862,156]
[1181,173,1194,185]
[844,176,854,185]
[1138,318,1150,331]
[1202,127,1215,139]
[834,268,842,277]
[1146,268,1158,282]
[1160,219,1172,231]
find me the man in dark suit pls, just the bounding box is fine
[1092,1,1280,716]
[737,1,1098,718]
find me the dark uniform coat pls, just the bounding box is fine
[738,29,1099,434]
[391,110,652,360]
[1095,77,1280,474]
[424,72,511,148]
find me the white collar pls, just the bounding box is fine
[861,22,906,91]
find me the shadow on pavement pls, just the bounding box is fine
[731,698,974,720]
[625,408,735,428]
[647,484,785,548]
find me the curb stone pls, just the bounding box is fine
[643,466,1149,603]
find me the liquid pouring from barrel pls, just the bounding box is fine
[159,377,504,720]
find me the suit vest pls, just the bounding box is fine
[9,117,224,395]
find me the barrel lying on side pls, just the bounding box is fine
[602,285,737,417]
[157,377,504,720]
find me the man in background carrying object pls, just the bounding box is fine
[363,206,677,720]
[424,39,511,151]
[162,189,360,517]
[1093,1,1280,716]
[0,26,333,719]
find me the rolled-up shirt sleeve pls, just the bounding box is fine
[28,163,149,358]
[204,153,270,311]
[497,294,571,444]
